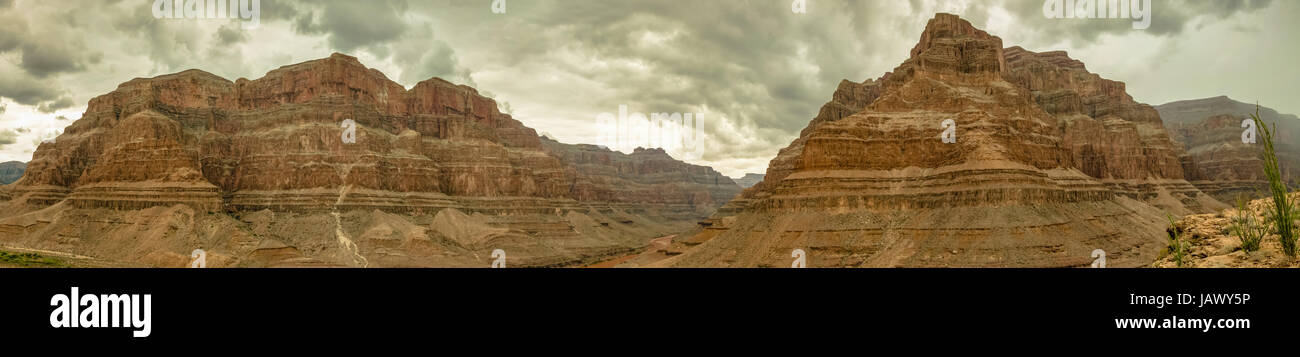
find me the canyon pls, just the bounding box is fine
[654,13,1224,268]
[1,13,1288,269]
[0,53,740,267]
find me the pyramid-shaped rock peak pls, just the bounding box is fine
[907,13,1007,75]
[662,13,1220,268]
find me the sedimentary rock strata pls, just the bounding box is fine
[1156,96,1300,202]
[1003,47,1221,214]
[659,13,1204,268]
[0,53,740,267]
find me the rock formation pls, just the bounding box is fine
[0,161,23,185]
[1003,47,1222,214]
[732,173,765,188]
[657,13,1211,268]
[1156,96,1300,202]
[1155,193,1300,268]
[0,53,740,267]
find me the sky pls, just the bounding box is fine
[0,0,1293,177]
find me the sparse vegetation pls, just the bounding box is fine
[1230,196,1266,252]
[0,250,66,268]
[1250,105,1299,257]
[1166,214,1189,267]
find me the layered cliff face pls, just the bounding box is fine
[1003,47,1223,213]
[0,53,740,267]
[659,13,1184,268]
[1156,96,1300,202]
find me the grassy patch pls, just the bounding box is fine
[0,250,67,268]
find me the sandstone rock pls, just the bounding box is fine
[1003,46,1223,214]
[660,13,1186,268]
[0,53,741,267]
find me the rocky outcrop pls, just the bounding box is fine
[732,173,764,188]
[1003,46,1221,214]
[0,53,740,267]
[1155,194,1300,268]
[0,161,23,185]
[1156,96,1300,202]
[658,13,1192,268]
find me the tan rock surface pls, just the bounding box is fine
[1155,194,1300,268]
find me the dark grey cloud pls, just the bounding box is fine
[0,129,17,146]
[215,24,250,45]
[37,97,75,113]
[421,0,914,163]
[291,0,411,53]
[1000,0,1273,46]
[0,68,64,107]
[20,41,87,77]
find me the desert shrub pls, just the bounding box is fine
[1231,196,1266,252]
[1166,214,1188,267]
[1250,105,1299,257]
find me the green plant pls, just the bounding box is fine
[1230,196,1266,252]
[0,250,65,267]
[1166,214,1188,267]
[1250,105,1299,257]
